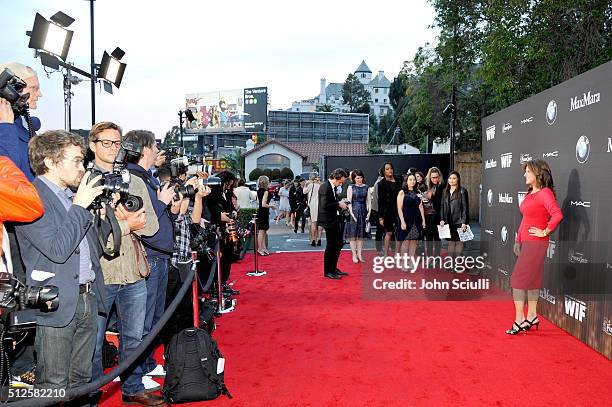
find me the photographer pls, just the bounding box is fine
[124,130,176,380]
[0,61,42,180]
[87,122,164,405]
[205,170,238,293]
[14,130,111,395]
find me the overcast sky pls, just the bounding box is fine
[0,0,437,139]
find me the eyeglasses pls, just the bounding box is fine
[94,139,122,148]
[62,156,85,166]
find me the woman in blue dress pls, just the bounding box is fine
[345,169,371,263]
[397,173,426,271]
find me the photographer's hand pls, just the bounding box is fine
[73,173,105,209]
[155,151,166,167]
[158,182,174,205]
[220,212,233,223]
[196,185,211,198]
[0,98,15,124]
[116,205,146,231]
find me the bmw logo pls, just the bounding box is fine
[576,135,590,163]
[546,100,557,125]
[487,189,493,207]
[501,226,508,245]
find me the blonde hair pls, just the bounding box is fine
[0,62,37,80]
[257,175,270,189]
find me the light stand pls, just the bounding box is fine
[443,85,457,172]
[246,214,267,276]
[178,110,185,148]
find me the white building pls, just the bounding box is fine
[290,60,392,119]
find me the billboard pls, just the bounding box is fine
[185,89,245,132]
[244,87,268,132]
[481,60,612,359]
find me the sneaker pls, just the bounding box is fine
[146,364,166,377]
[142,376,161,392]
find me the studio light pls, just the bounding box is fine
[28,12,74,62]
[98,48,126,88]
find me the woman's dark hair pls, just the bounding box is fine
[238,178,246,187]
[444,171,462,197]
[522,159,556,197]
[351,169,365,184]
[401,173,417,192]
[415,171,425,183]
[379,162,394,177]
[217,170,237,190]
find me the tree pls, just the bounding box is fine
[249,168,263,181]
[262,168,272,179]
[164,126,180,147]
[271,168,281,180]
[279,167,294,180]
[223,149,244,177]
[342,74,371,113]
[316,104,334,112]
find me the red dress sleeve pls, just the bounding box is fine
[540,188,563,232]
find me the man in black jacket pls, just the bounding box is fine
[318,168,348,279]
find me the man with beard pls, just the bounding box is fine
[15,130,110,396]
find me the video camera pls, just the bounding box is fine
[0,272,58,332]
[0,68,29,116]
[87,140,144,212]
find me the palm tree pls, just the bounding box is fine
[224,149,245,177]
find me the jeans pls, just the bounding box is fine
[141,256,169,374]
[35,292,97,390]
[92,279,147,396]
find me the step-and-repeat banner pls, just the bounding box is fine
[481,61,612,359]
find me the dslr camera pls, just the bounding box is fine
[0,68,29,115]
[87,140,144,211]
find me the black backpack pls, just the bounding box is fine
[162,328,231,404]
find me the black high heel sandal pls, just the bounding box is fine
[522,316,540,331]
[505,322,525,335]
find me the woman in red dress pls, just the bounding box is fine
[506,159,563,335]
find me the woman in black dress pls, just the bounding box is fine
[377,162,402,256]
[423,167,444,258]
[257,175,276,255]
[397,174,426,271]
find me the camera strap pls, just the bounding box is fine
[132,233,174,255]
[95,206,122,256]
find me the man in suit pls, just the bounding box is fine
[318,168,349,279]
[15,130,110,395]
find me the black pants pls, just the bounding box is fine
[424,214,441,257]
[294,205,306,232]
[323,225,343,275]
[161,264,193,346]
[220,239,233,286]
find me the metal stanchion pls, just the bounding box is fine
[216,228,236,314]
[246,213,266,276]
[191,251,200,327]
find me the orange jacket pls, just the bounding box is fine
[0,156,44,259]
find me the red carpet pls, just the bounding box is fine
[101,251,612,406]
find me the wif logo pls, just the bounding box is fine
[486,125,496,141]
[564,296,587,322]
[546,240,555,259]
[498,193,513,204]
[570,201,591,208]
[500,153,512,168]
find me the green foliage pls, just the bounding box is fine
[271,168,281,180]
[249,168,263,181]
[262,168,272,178]
[342,74,371,113]
[316,104,334,112]
[223,149,245,177]
[279,167,294,180]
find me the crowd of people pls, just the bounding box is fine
[0,61,252,406]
